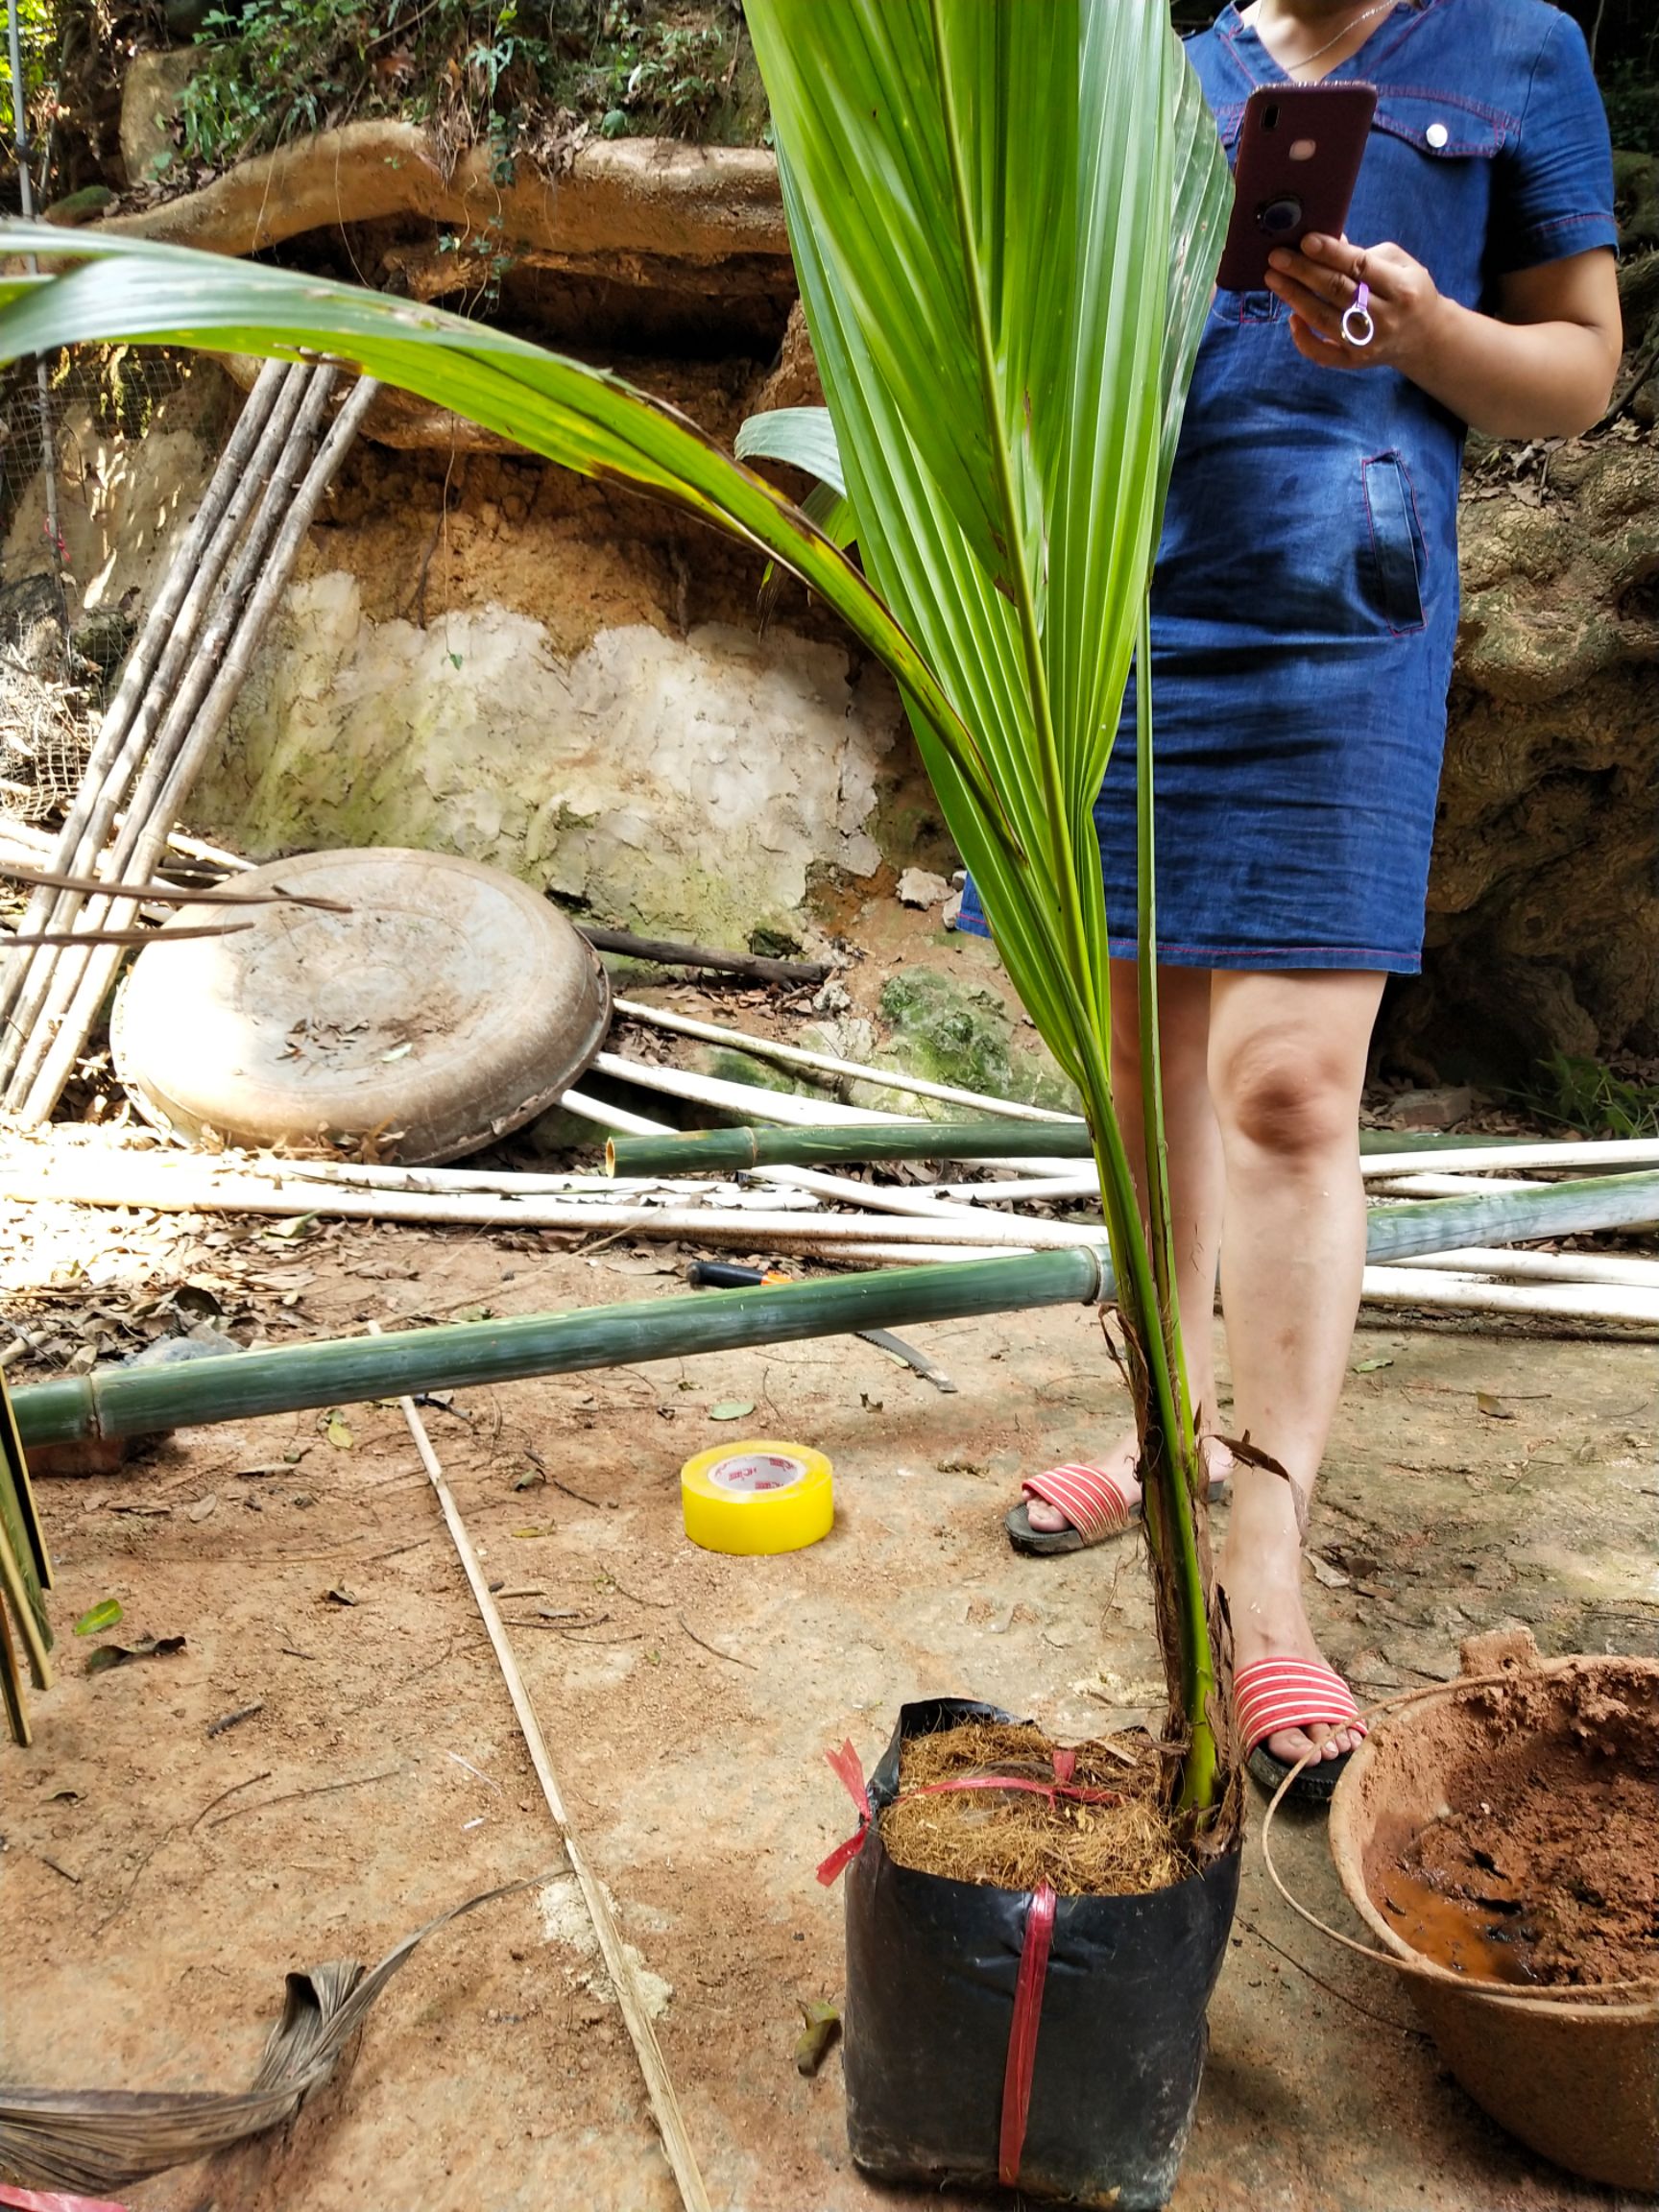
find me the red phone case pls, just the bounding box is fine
[1215,82,1379,294]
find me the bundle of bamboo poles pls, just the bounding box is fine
[0,1366,53,1745]
[0,359,379,1124]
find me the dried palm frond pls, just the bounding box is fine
[0,1874,546,2195]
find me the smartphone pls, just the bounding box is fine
[1215,82,1378,293]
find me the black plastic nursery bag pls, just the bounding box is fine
[830,1697,1239,2212]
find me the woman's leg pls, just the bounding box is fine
[1023,961,1226,1533]
[1206,968,1386,1767]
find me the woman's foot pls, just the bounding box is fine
[1021,1430,1233,1536]
[1222,1494,1362,1768]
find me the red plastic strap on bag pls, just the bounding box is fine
[998,1881,1057,2187]
[817,1739,874,1885]
[0,2190,134,2212]
[817,1743,1116,1887]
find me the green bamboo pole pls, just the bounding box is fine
[10,1168,1656,1453]
[11,1246,1110,1450]
[607,1122,1094,1174]
[608,1121,1544,1177]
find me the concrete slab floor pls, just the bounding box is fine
[2,1217,1655,2212]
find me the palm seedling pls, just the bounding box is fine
[0,0,1236,1822]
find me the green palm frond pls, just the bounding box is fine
[0,0,1232,1805]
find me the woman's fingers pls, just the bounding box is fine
[1267,246,1359,307]
[1266,263,1349,336]
[1287,313,1361,371]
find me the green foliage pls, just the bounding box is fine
[1601,60,1659,156]
[172,0,763,174]
[0,0,59,168]
[1521,1051,1659,1140]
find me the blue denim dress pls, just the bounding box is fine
[958,0,1617,973]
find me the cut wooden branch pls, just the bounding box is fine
[0,362,313,1091]
[0,359,287,1040]
[610,997,1084,1122]
[579,923,827,988]
[16,373,380,1122]
[381,1334,711,2212]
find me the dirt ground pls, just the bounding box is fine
[3,1160,1656,2212]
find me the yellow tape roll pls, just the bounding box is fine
[680,1439,834,1556]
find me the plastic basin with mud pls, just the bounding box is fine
[1326,1637,1659,2193]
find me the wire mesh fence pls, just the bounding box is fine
[0,342,200,825]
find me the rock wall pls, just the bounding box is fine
[192,582,900,948]
[1386,430,1659,1076]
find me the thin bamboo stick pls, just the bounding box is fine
[18,373,380,1122]
[0,366,286,1023]
[611,997,1084,1122]
[1361,1265,1659,1329]
[0,363,310,1088]
[383,1339,711,2212]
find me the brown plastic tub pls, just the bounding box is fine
[1323,1633,1659,2194]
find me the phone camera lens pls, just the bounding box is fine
[1258,194,1304,237]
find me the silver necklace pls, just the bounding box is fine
[1263,1,1398,77]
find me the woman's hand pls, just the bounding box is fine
[1265,232,1621,438]
[1263,233,1446,376]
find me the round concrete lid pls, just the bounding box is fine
[112,848,611,1164]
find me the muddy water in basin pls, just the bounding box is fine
[1382,1681,1659,1989]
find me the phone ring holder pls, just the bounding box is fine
[1341,280,1377,349]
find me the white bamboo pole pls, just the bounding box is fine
[592,1048,916,1128]
[1360,1264,1659,1328]
[1398,1246,1659,1287]
[1360,1137,1659,1177]
[1369,1171,1553,1198]
[0,363,308,1079]
[558,1087,669,1138]
[0,1152,1098,1247]
[611,996,1084,1123]
[18,374,380,1123]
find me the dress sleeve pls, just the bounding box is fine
[1488,11,1619,276]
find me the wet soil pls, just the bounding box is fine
[1382,1669,1659,1990]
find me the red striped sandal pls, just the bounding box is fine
[1004,1457,1228,1557]
[1235,1656,1367,1805]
